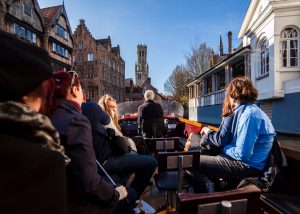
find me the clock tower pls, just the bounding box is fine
[135,44,149,86]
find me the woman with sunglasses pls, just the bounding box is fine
[0,31,68,214]
[99,94,136,151]
[99,94,122,131]
[51,71,136,214]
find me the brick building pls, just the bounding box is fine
[0,0,73,71]
[73,19,125,103]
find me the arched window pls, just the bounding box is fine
[261,39,269,75]
[281,27,299,67]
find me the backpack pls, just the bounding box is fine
[237,137,288,192]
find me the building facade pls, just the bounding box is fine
[188,0,300,134]
[135,44,149,87]
[41,5,73,71]
[0,0,45,47]
[0,0,73,71]
[73,19,125,103]
[238,0,300,134]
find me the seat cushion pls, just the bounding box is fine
[154,171,190,191]
[261,193,300,214]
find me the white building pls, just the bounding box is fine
[188,0,300,134]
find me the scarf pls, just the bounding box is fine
[0,101,70,165]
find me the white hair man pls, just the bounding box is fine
[137,90,165,138]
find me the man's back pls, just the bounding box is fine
[138,100,164,138]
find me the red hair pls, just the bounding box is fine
[53,70,80,99]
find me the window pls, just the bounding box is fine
[87,66,94,78]
[32,33,36,44]
[23,4,32,16]
[87,53,93,61]
[52,43,68,57]
[26,30,31,41]
[205,76,212,94]
[260,39,269,75]
[79,42,83,49]
[56,25,67,39]
[13,23,37,44]
[216,71,225,90]
[20,27,25,39]
[138,73,141,79]
[189,85,195,99]
[13,23,19,36]
[281,27,299,67]
[87,89,94,100]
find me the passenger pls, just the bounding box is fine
[82,101,157,199]
[137,90,165,138]
[99,94,122,132]
[184,94,234,153]
[191,76,275,193]
[0,30,68,214]
[99,94,137,151]
[51,71,136,214]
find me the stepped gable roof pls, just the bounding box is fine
[112,45,120,56]
[97,36,111,48]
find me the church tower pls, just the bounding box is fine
[135,44,149,86]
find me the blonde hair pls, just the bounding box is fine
[99,94,121,130]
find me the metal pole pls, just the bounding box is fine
[96,160,116,187]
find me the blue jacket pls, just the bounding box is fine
[51,99,119,212]
[222,103,275,171]
[208,114,234,148]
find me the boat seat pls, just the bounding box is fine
[260,193,300,214]
[177,184,261,214]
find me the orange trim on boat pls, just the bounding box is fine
[178,118,219,132]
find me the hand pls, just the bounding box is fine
[184,140,191,152]
[200,127,211,136]
[115,185,128,201]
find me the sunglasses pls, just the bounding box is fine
[68,71,79,88]
[108,97,115,101]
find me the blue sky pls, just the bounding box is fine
[39,0,249,94]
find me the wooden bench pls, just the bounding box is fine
[177,185,261,214]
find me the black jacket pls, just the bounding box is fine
[51,99,119,213]
[137,100,165,138]
[82,101,113,164]
[0,133,67,214]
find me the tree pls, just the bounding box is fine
[185,42,212,78]
[164,65,191,107]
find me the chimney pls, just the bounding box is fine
[228,31,232,54]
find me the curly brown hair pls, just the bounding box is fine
[221,94,233,117]
[227,76,258,104]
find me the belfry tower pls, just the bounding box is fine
[135,44,149,86]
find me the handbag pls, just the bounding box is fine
[111,135,132,155]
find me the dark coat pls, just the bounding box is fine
[51,99,119,214]
[137,100,165,138]
[0,133,67,214]
[82,101,113,164]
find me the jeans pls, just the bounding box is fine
[104,152,157,198]
[189,154,262,193]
